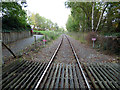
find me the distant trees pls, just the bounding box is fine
[66,15,80,32]
[28,13,59,31]
[65,1,120,34]
[2,2,31,32]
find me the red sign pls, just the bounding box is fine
[43,40,47,42]
[92,38,96,41]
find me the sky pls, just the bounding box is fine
[26,0,71,29]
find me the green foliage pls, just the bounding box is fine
[100,32,120,37]
[100,2,120,34]
[65,1,120,36]
[85,32,97,44]
[85,32,120,55]
[66,15,79,32]
[33,30,61,41]
[65,2,92,31]
[28,13,59,31]
[98,37,120,55]
[2,2,31,32]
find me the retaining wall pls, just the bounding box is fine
[2,31,30,44]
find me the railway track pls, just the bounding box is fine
[35,34,91,89]
[2,35,120,89]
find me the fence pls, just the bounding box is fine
[2,31,30,44]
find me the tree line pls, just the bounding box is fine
[2,2,31,32]
[65,1,120,35]
[2,1,63,32]
[28,13,62,31]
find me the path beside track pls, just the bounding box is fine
[2,35,43,59]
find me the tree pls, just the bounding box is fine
[65,2,92,31]
[2,2,31,32]
[65,1,120,35]
[29,13,60,31]
[66,15,79,32]
[28,13,36,29]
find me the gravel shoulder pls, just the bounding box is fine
[53,35,76,64]
[67,35,117,63]
[33,36,62,63]
[32,34,117,64]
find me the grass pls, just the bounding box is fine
[33,30,61,42]
[67,32,87,44]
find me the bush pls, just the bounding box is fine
[85,32,120,55]
[85,32,98,44]
[99,37,120,55]
[33,30,61,41]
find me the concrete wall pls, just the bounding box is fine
[2,31,30,44]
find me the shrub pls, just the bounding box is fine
[85,32,120,55]
[95,36,120,55]
[85,32,98,44]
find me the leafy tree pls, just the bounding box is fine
[65,1,120,35]
[66,15,79,32]
[102,2,120,33]
[2,2,31,32]
[29,13,60,31]
[65,2,92,31]
[28,13,36,29]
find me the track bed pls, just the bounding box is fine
[2,60,120,89]
[2,35,120,89]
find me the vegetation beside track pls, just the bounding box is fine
[33,30,62,42]
[67,32,87,44]
[3,31,62,65]
[67,31,120,62]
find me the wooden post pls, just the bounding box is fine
[92,38,96,48]
[93,41,95,48]
[34,35,37,48]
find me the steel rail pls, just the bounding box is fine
[65,35,91,90]
[34,36,63,89]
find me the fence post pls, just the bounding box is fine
[34,35,37,48]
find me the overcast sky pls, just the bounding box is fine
[26,0,71,29]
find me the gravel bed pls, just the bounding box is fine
[67,35,117,63]
[53,35,76,64]
[33,34,117,64]
[33,36,62,63]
